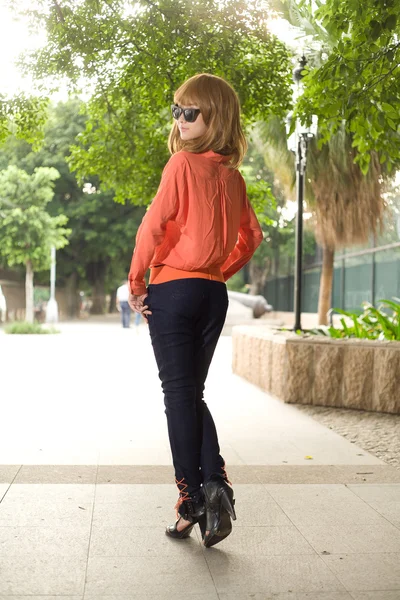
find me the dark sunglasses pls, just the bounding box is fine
[171,104,201,123]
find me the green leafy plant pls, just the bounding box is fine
[10,0,292,204]
[4,321,59,335]
[0,165,70,323]
[305,298,400,341]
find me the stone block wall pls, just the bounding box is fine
[232,326,400,414]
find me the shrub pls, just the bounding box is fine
[4,321,60,335]
[307,298,400,341]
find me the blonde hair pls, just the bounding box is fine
[168,73,247,169]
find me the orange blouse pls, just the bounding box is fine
[128,150,263,296]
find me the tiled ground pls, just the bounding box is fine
[0,319,399,598]
[0,479,399,597]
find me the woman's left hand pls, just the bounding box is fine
[128,293,152,323]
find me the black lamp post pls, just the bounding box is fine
[286,55,317,332]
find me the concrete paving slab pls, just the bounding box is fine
[92,485,180,528]
[265,496,393,528]
[0,466,19,483]
[286,521,400,555]
[323,553,400,592]
[200,524,315,556]
[94,482,177,503]
[229,439,307,465]
[84,555,216,596]
[251,465,400,484]
[262,485,398,532]
[205,553,347,595]
[96,465,174,484]
[218,593,353,600]
[89,525,203,557]
[333,466,400,484]
[0,597,81,600]
[366,502,400,528]
[347,484,400,503]
[226,484,292,527]
[0,556,86,595]
[83,595,219,600]
[350,592,400,600]
[265,483,364,504]
[3,482,95,499]
[13,465,97,484]
[92,501,171,528]
[0,524,90,556]
[347,484,400,528]
[0,486,94,527]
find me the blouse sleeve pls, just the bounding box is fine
[128,154,186,295]
[221,176,264,282]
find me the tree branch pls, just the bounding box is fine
[52,0,65,23]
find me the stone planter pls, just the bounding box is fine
[232,326,400,414]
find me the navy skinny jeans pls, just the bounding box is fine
[146,278,229,497]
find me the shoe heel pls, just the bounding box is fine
[221,490,236,521]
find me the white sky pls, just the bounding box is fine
[0,1,298,97]
[0,1,47,96]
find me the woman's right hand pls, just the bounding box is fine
[128,293,152,323]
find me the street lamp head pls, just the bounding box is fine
[285,111,293,136]
[285,111,297,153]
[293,55,307,84]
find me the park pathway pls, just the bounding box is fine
[0,317,399,598]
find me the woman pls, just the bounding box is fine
[128,73,263,548]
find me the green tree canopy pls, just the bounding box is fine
[275,0,400,174]
[0,165,69,271]
[10,0,293,203]
[0,165,70,322]
[0,99,146,314]
[0,94,48,146]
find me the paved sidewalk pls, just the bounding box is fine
[0,319,399,599]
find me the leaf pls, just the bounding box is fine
[379,298,400,315]
[384,14,397,31]
[382,102,398,115]
[370,20,381,40]
[340,317,352,337]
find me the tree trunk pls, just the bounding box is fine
[109,289,117,313]
[318,246,335,325]
[90,264,106,314]
[25,261,34,323]
[65,272,80,318]
[86,260,107,315]
[91,283,106,314]
[248,259,270,296]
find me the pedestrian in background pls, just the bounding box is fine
[116,280,131,328]
[128,73,263,547]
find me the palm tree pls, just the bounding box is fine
[261,0,390,324]
[308,131,385,323]
[254,118,386,324]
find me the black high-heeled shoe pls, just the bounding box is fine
[166,490,206,540]
[203,475,236,548]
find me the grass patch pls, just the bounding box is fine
[4,321,60,334]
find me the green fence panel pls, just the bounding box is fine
[302,269,320,313]
[375,249,400,304]
[343,256,373,312]
[332,263,342,311]
[265,255,400,314]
